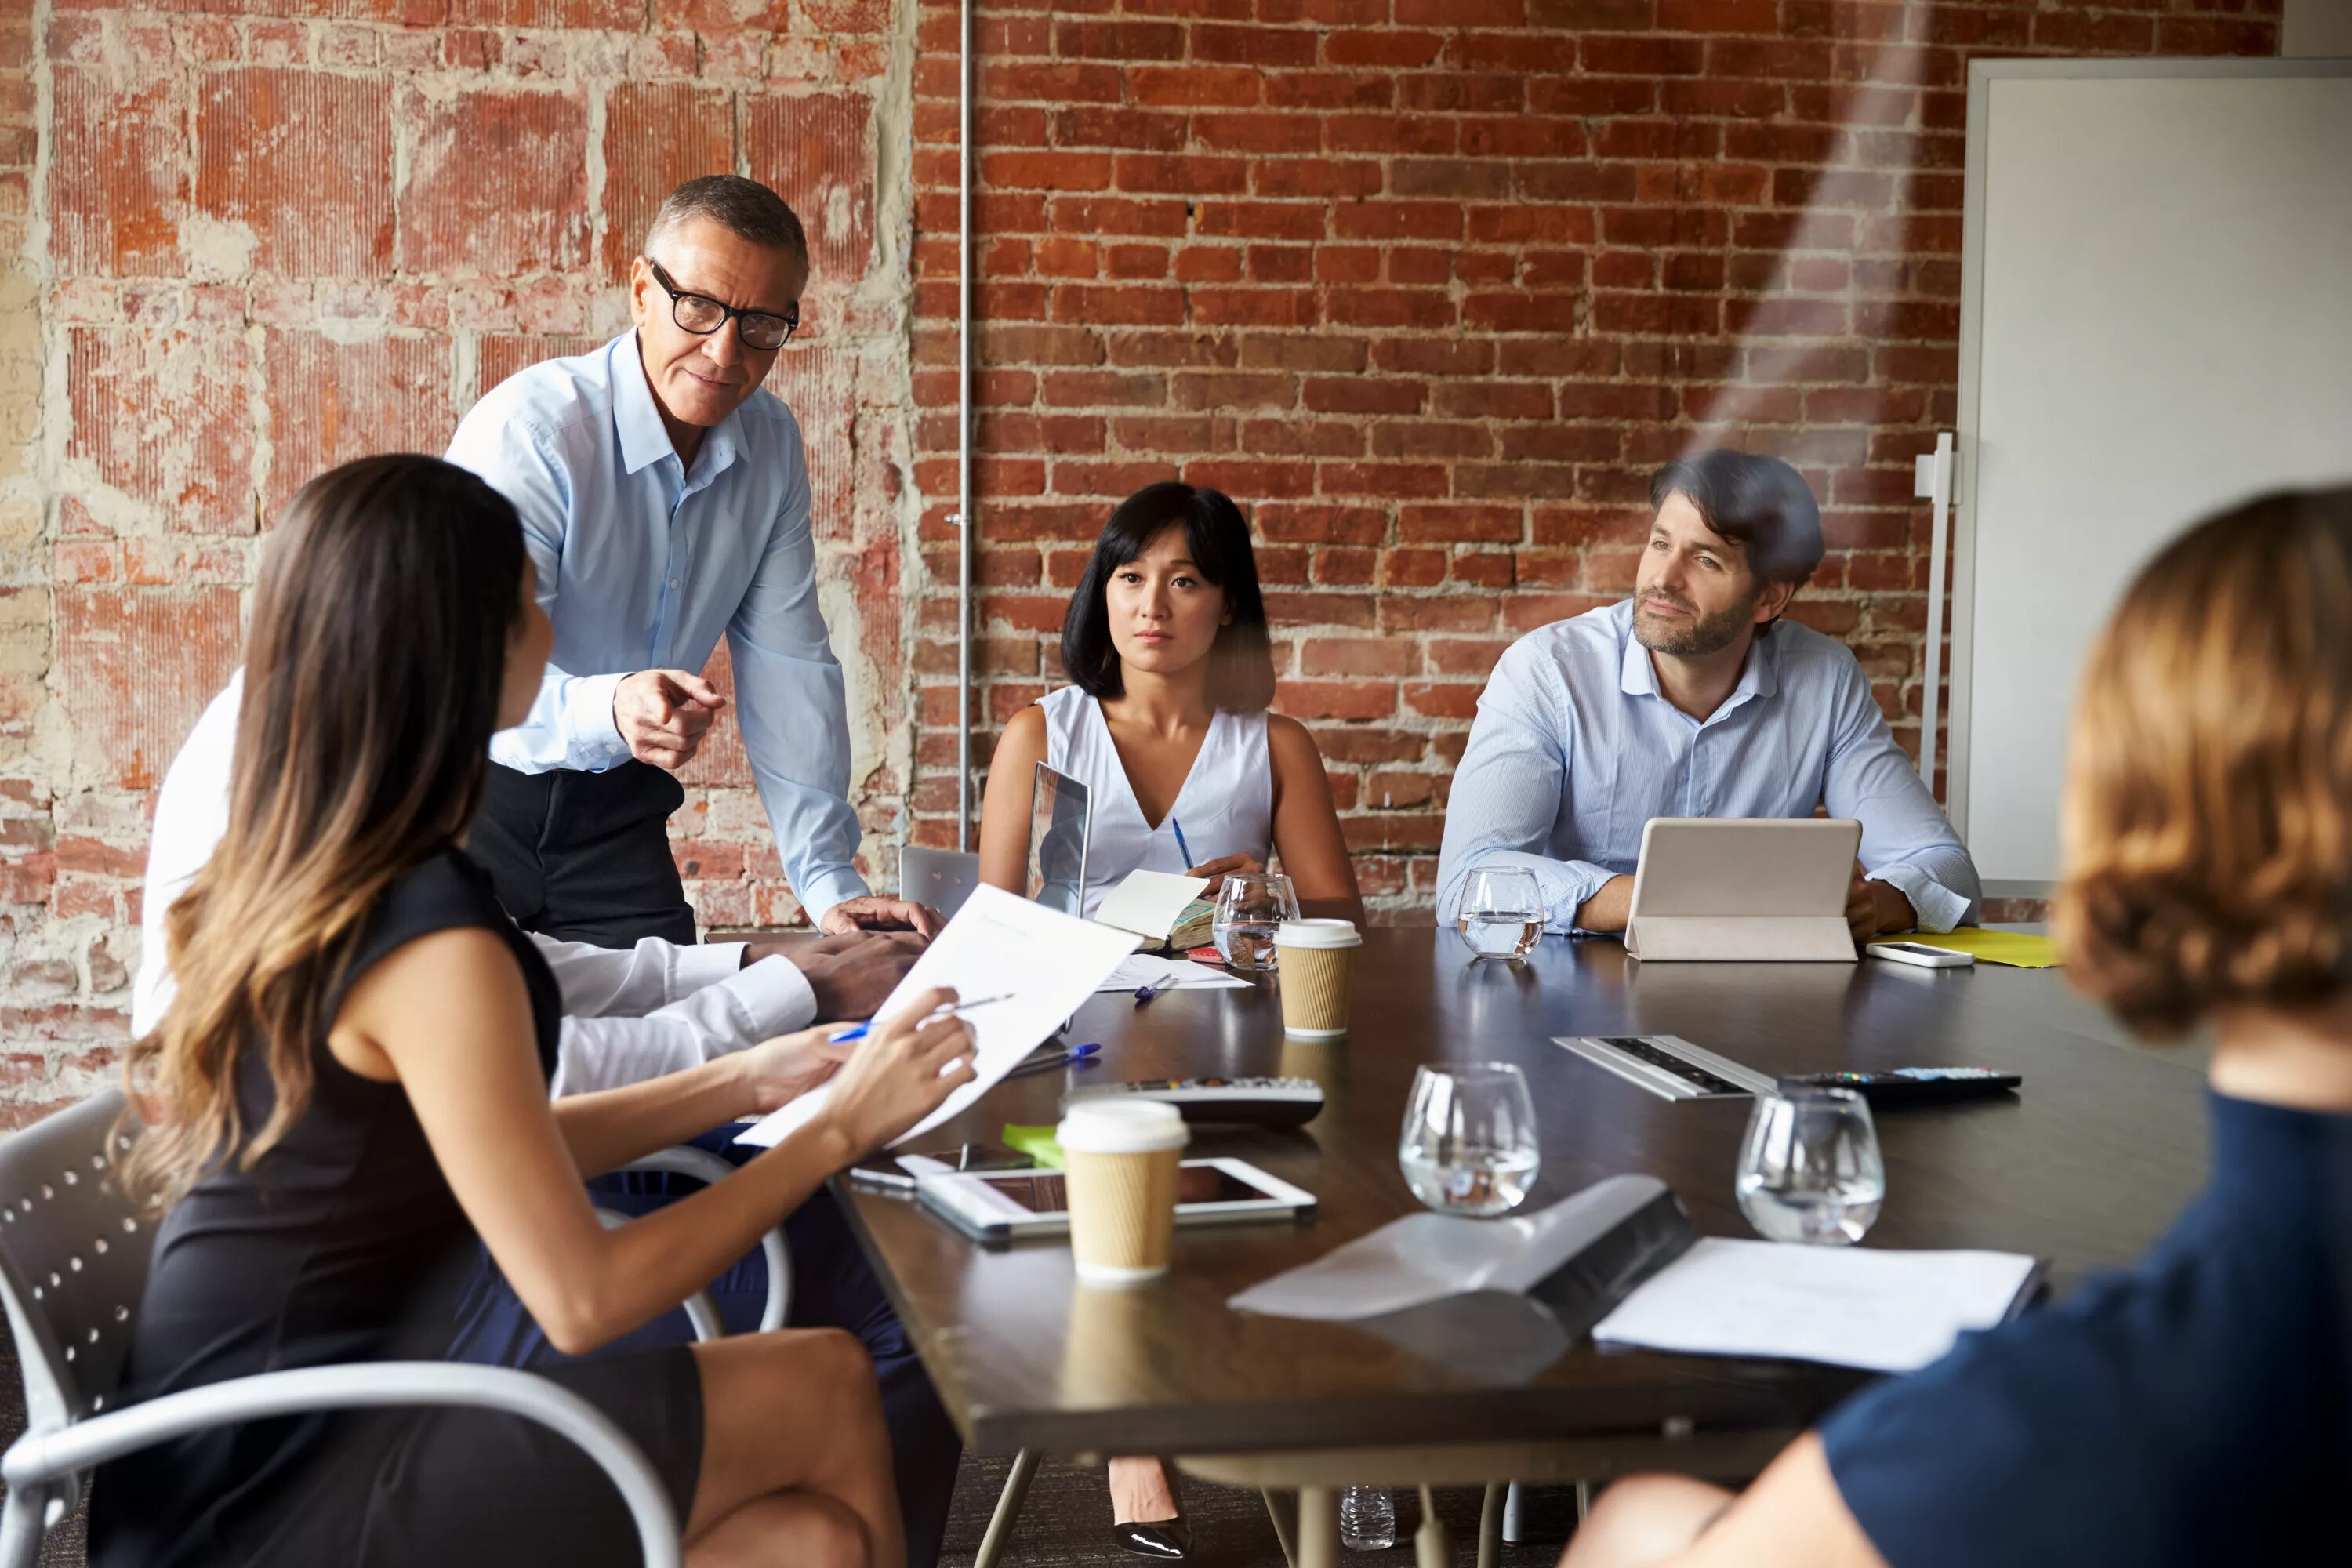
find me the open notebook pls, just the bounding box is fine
[1091,869,1218,953]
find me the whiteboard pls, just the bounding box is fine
[1948,60,2352,896]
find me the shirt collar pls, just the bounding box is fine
[612,331,675,477]
[610,331,749,485]
[1615,602,1784,717]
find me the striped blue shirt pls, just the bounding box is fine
[1435,600,1978,934]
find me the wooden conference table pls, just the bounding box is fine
[829,931,2210,1566]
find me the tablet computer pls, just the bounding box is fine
[916,1157,1316,1246]
[1625,817,1862,962]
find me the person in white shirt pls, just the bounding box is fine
[133,674,923,1097]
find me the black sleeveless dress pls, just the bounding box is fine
[89,849,703,1566]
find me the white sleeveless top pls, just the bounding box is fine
[1037,684,1274,920]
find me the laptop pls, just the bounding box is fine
[1026,762,1092,920]
[1624,818,1862,963]
[899,846,981,920]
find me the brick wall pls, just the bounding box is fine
[0,0,2284,1121]
[3,0,916,1122]
[902,0,2278,922]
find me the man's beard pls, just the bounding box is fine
[1632,591,1753,656]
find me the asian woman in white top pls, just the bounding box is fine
[977,481,1363,1556]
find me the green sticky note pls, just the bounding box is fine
[1871,930,2061,968]
[1001,1123,1065,1169]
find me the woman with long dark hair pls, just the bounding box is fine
[977,480,1363,1558]
[94,455,975,1568]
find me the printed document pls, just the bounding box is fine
[1093,869,1210,942]
[1591,1236,2038,1373]
[1097,954,1251,993]
[735,884,1141,1150]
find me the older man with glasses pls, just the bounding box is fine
[447,172,938,949]
[441,173,962,1568]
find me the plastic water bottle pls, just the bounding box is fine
[1339,1485,1396,1550]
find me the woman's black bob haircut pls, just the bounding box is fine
[1060,481,1277,713]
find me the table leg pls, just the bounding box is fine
[1296,1484,1339,1568]
[1262,1487,1300,1568]
[973,1448,1040,1568]
[1478,1482,1506,1568]
[1415,1484,1451,1568]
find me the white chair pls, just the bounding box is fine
[0,1091,789,1568]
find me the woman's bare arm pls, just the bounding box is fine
[1266,714,1366,924]
[1563,1436,1886,1568]
[332,927,971,1356]
[977,706,1049,895]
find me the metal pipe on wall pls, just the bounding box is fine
[952,0,976,851]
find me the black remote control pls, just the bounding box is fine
[1060,1076,1323,1127]
[1788,1068,2021,1107]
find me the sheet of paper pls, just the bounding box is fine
[1870,929,2060,967]
[1591,1236,2038,1374]
[1096,953,1252,993]
[1092,869,1210,940]
[735,884,1141,1151]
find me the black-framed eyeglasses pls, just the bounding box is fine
[645,260,799,351]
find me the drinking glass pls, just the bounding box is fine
[1736,1087,1886,1245]
[1398,1063,1541,1218]
[1213,872,1298,971]
[1455,866,1546,960]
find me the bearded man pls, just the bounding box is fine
[1434,448,1980,942]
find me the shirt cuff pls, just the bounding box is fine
[795,867,872,931]
[720,954,818,1040]
[571,670,630,762]
[667,941,746,1002]
[1868,866,1973,935]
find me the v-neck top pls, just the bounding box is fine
[1037,684,1273,920]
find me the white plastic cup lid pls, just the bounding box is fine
[1274,918,1362,949]
[1057,1098,1190,1155]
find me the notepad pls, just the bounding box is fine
[1091,870,1212,950]
[1591,1237,2040,1374]
[1869,929,2061,968]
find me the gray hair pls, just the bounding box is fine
[644,175,810,272]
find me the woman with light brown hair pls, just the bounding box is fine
[91,455,977,1568]
[1558,486,2352,1568]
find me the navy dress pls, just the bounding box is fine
[1821,1091,2352,1567]
[89,848,702,1567]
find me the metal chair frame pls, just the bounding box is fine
[0,1091,790,1568]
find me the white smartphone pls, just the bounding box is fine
[916,1157,1316,1245]
[1868,941,1975,969]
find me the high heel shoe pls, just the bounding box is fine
[1110,1519,1192,1559]
[1110,1457,1190,1559]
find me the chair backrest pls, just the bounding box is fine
[900,846,982,920]
[0,1091,153,1437]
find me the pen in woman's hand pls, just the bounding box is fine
[828,993,1013,1044]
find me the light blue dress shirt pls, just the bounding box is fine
[447,331,869,926]
[1434,600,1979,935]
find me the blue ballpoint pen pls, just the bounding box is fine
[1171,818,1194,869]
[828,993,1012,1044]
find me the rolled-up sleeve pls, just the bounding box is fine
[448,413,630,772]
[1436,645,1617,932]
[549,955,818,1098]
[1824,663,1980,932]
[728,430,869,927]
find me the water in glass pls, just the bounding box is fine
[1212,872,1298,971]
[1398,1063,1541,1218]
[1736,1087,1886,1245]
[1455,866,1546,960]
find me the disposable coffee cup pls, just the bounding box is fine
[1055,1100,1189,1287]
[1275,919,1362,1037]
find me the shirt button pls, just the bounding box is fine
[669,579,680,590]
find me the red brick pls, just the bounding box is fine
[398,86,587,278]
[67,326,255,535]
[57,588,241,793]
[196,68,393,278]
[602,82,735,281]
[262,331,453,518]
[50,67,183,278]
[746,93,877,284]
